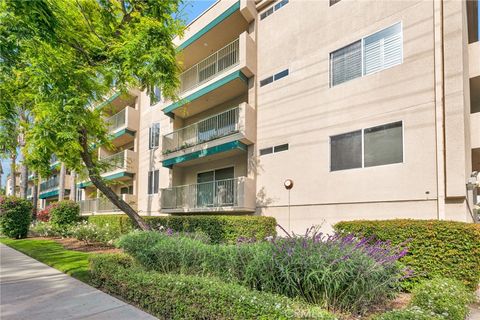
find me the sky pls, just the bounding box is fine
[0,0,215,189]
[182,0,217,24]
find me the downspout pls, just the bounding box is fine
[434,0,446,220]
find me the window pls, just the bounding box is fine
[150,86,161,106]
[364,121,403,167]
[76,188,83,201]
[330,22,403,87]
[260,76,274,87]
[260,69,289,87]
[148,170,159,195]
[260,0,288,20]
[330,41,362,87]
[274,0,289,11]
[260,143,289,156]
[274,143,289,153]
[120,185,134,195]
[149,123,160,149]
[260,147,273,156]
[363,23,403,75]
[260,7,273,20]
[274,69,289,81]
[330,121,403,171]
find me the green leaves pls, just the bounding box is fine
[334,220,480,290]
[1,0,183,174]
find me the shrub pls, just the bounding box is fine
[410,278,474,320]
[88,214,277,244]
[375,278,474,320]
[0,196,32,239]
[118,227,408,314]
[49,201,80,227]
[36,205,52,222]
[68,221,120,245]
[30,221,61,237]
[375,306,442,320]
[89,254,336,320]
[334,219,480,290]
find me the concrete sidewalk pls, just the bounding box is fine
[0,243,157,320]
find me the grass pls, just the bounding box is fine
[0,237,91,282]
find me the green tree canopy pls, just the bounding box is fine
[0,0,184,228]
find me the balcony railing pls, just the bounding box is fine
[161,177,243,210]
[40,176,59,192]
[106,108,126,132]
[179,38,239,94]
[100,151,126,171]
[79,195,136,214]
[163,107,240,154]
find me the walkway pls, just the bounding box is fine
[0,243,157,320]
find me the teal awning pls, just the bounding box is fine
[163,70,248,117]
[177,1,240,51]
[39,189,59,199]
[162,140,247,168]
[78,172,134,188]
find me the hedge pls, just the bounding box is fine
[0,196,32,239]
[334,219,480,290]
[50,201,81,226]
[87,215,277,244]
[89,254,336,320]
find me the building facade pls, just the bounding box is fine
[35,0,480,232]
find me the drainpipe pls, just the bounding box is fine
[434,0,446,220]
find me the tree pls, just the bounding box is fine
[0,0,184,230]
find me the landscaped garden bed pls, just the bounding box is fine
[1,196,478,319]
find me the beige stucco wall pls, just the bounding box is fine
[255,0,472,231]
[84,0,476,228]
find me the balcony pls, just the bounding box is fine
[161,176,255,213]
[39,175,71,199]
[106,106,139,145]
[179,39,240,94]
[79,194,137,215]
[162,103,255,168]
[100,149,137,176]
[164,32,256,118]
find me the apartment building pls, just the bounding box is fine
[49,0,480,232]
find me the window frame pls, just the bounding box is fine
[147,170,159,195]
[329,21,403,87]
[329,120,404,172]
[149,122,160,149]
[150,86,162,106]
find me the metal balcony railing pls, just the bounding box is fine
[100,151,126,172]
[179,38,240,94]
[161,177,241,210]
[163,107,239,154]
[106,108,126,132]
[79,195,136,214]
[39,176,59,192]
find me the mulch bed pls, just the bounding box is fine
[341,293,412,319]
[29,236,121,254]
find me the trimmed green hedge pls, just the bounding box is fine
[87,215,277,244]
[89,254,336,320]
[0,196,32,239]
[334,219,480,290]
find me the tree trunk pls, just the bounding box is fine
[32,172,39,218]
[69,171,77,202]
[78,129,150,230]
[58,162,66,200]
[19,163,28,199]
[10,153,16,196]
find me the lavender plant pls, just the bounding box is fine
[118,226,411,314]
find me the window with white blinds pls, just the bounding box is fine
[330,41,362,87]
[363,23,403,75]
[330,22,403,87]
[149,123,160,149]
